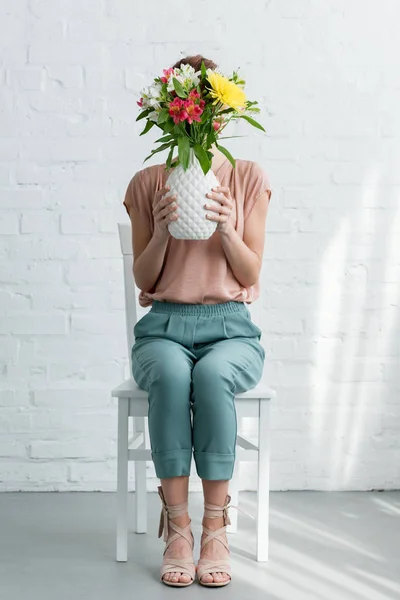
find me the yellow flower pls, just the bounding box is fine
[207,71,247,110]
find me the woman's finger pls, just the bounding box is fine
[155,185,171,200]
[205,191,233,208]
[153,194,177,215]
[206,192,231,205]
[206,213,226,222]
[204,203,230,215]
[211,186,232,198]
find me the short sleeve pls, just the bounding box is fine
[243,162,272,220]
[123,169,153,225]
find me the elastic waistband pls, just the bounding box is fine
[150,300,247,316]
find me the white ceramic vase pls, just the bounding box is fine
[166,149,221,240]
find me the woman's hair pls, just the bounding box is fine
[172,54,217,71]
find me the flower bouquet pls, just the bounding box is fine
[137,62,265,240]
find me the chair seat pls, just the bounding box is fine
[112,377,275,400]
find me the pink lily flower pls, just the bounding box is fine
[169,97,188,124]
[161,68,175,84]
[183,100,203,124]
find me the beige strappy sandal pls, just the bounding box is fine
[197,494,232,587]
[157,486,196,587]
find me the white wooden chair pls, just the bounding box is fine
[112,223,275,563]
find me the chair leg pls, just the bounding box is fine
[256,399,271,562]
[134,416,147,534]
[227,451,240,534]
[116,397,129,562]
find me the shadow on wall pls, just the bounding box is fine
[309,165,400,490]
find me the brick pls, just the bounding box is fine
[32,389,111,408]
[0,440,27,458]
[28,42,105,66]
[64,260,122,285]
[30,439,113,459]
[45,65,83,89]
[7,68,44,90]
[0,261,62,284]
[0,212,19,234]
[0,410,31,433]
[70,313,125,336]
[0,391,30,407]
[0,189,45,209]
[20,211,59,234]
[0,462,68,487]
[0,290,30,311]
[0,314,67,335]
[60,213,98,234]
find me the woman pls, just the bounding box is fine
[123,55,271,588]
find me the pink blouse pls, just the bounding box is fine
[123,158,271,307]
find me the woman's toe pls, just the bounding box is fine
[201,574,214,584]
[180,573,191,583]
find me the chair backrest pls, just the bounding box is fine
[118,222,144,373]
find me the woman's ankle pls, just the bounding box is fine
[170,513,191,529]
[202,515,225,530]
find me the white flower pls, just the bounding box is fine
[139,83,162,108]
[167,74,184,93]
[148,111,159,122]
[149,83,162,98]
[167,67,200,92]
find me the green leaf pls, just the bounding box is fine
[206,129,216,148]
[216,144,236,168]
[172,77,187,99]
[239,114,266,132]
[139,120,155,136]
[166,145,176,170]
[178,136,190,170]
[218,108,235,116]
[201,60,207,79]
[157,108,169,125]
[155,133,174,143]
[194,144,211,175]
[163,120,174,133]
[143,141,173,163]
[218,135,245,140]
[136,108,152,122]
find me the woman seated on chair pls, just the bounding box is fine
[123,54,271,588]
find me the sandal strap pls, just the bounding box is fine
[157,486,190,542]
[200,525,230,552]
[161,558,196,581]
[164,522,193,552]
[203,494,231,526]
[197,559,232,580]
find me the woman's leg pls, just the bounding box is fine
[132,338,195,584]
[160,476,191,584]
[192,337,264,584]
[132,338,194,478]
[201,479,230,584]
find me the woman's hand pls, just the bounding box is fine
[204,186,234,235]
[152,186,178,241]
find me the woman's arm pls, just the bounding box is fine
[221,190,270,287]
[205,187,271,288]
[130,209,169,292]
[129,185,178,292]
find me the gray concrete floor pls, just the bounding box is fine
[0,491,399,600]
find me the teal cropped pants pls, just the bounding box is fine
[131,301,265,481]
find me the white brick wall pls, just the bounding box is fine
[0,0,399,492]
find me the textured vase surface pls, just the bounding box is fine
[166,151,221,240]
